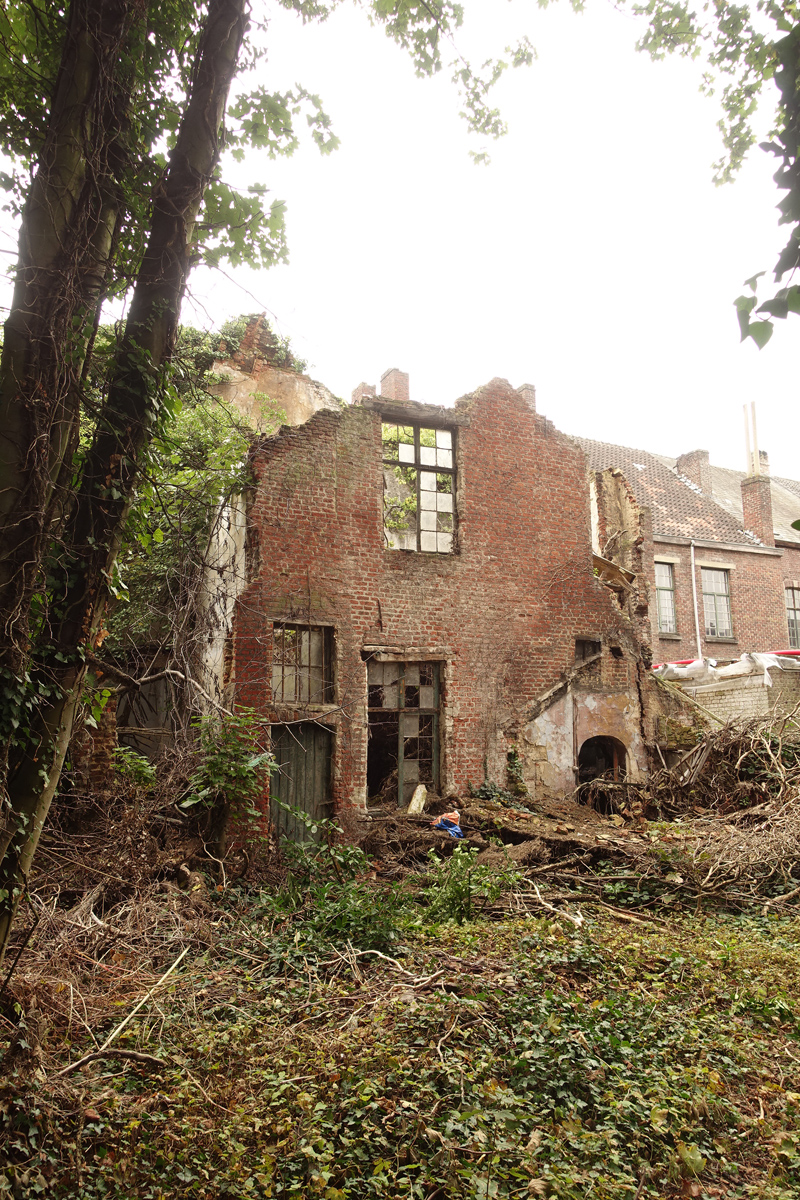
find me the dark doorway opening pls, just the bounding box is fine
[366,712,400,802]
[366,659,440,805]
[577,735,627,815]
[578,736,626,783]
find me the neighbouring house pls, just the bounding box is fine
[227,369,660,828]
[577,440,800,663]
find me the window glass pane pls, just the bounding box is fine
[787,588,800,649]
[654,562,673,588]
[401,713,419,737]
[420,471,437,491]
[420,445,436,465]
[437,532,453,553]
[420,510,436,531]
[437,492,453,513]
[716,596,732,637]
[437,511,453,532]
[419,685,435,709]
[436,448,453,468]
[436,429,452,449]
[398,442,414,463]
[657,590,676,634]
[701,568,728,595]
[420,530,437,552]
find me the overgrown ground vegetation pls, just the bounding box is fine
[2,726,800,1199]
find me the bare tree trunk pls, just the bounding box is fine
[0,0,139,684]
[0,0,248,962]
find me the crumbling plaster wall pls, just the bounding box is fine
[522,686,648,794]
[235,377,651,812]
[211,360,341,430]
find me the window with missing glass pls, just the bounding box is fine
[787,586,800,649]
[381,422,455,553]
[701,568,732,638]
[654,561,677,634]
[271,624,333,705]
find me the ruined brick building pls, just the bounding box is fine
[227,369,658,825]
[578,440,800,663]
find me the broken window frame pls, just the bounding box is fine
[654,561,678,634]
[786,586,800,649]
[270,623,334,706]
[366,659,441,802]
[700,568,733,638]
[381,422,456,554]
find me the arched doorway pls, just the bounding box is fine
[577,736,626,784]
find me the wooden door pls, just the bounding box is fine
[270,722,334,842]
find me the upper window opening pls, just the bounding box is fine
[382,422,455,553]
[271,624,333,705]
[654,561,677,634]
[701,568,732,638]
[786,585,800,649]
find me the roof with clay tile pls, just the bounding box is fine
[574,437,764,546]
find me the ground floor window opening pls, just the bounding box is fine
[367,659,440,805]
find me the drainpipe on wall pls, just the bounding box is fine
[690,540,703,661]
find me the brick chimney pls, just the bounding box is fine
[380,368,409,404]
[676,449,712,494]
[741,473,775,546]
[517,383,536,411]
[351,382,376,405]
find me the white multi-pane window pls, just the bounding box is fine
[382,423,455,553]
[701,568,732,638]
[654,562,677,634]
[786,586,800,649]
[271,625,333,705]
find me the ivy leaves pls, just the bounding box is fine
[734,271,800,348]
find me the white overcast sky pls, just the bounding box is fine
[6,0,800,479]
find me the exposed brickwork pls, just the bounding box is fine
[351,382,377,405]
[380,368,409,404]
[741,474,775,546]
[676,450,712,495]
[235,379,647,811]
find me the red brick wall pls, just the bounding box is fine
[741,475,775,546]
[650,541,790,662]
[235,378,645,811]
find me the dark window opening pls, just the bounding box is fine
[609,645,624,659]
[382,422,455,553]
[575,639,601,661]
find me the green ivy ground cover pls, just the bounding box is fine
[4,899,799,1200]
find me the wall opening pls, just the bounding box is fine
[367,659,440,805]
[578,735,626,782]
[577,735,627,814]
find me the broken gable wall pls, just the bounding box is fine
[234,378,650,811]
